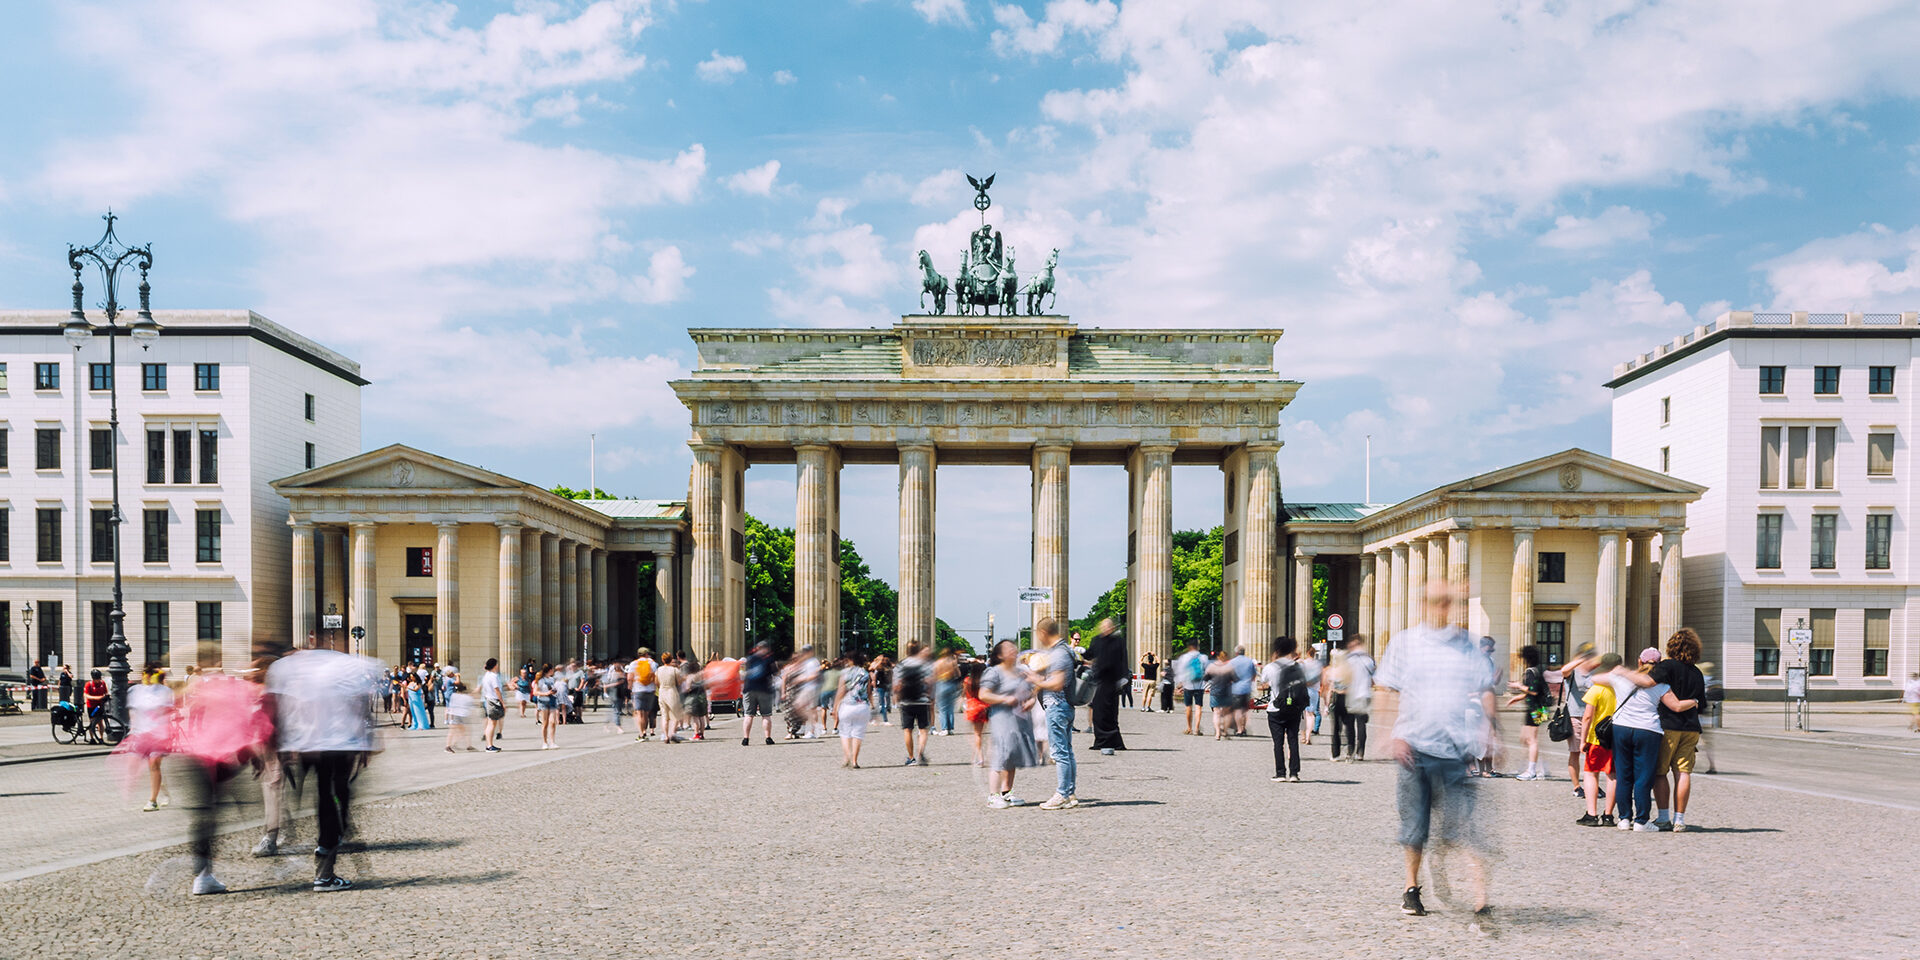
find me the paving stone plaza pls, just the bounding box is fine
[3,704,1914,959]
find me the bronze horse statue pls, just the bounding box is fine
[917,249,949,315]
[1025,248,1059,316]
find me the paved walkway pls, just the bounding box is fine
[2,705,1914,959]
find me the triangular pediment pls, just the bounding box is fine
[1457,449,1706,497]
[272,444,524,492]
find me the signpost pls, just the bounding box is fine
[1785,623,1812,731]
[350,625,366,658]
[1018,587,1053,603]
[581,622,592,663]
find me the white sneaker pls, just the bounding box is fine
[987,794,1011,809]
[1039,794,1070,810]
[251,835,278,858]
[1003,794,1026,806]
[1617,819,1635,831]
[191,872,228,896]
[1634,821,1661,832]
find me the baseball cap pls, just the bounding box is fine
[1638,647,1662,664]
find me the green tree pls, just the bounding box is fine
[1071,578,1128,639]
[743,515,796,657]
[1069,527,1226,653]
[551,485,618,500]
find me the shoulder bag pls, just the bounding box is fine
[1593,684,1638,748]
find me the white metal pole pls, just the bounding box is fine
[1365,435,1372,504]
[590,433,596,497]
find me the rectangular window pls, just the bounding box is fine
[92,600,112,666]
[1869,366,1895,395]
[34,362,58,390]
[1809,608,1835,675]
[304,442,316,470]
[197,601,222,643]
[1815,426,1835,489]
[405,547,433,577]
[144,509,169,563]
[0,362,7,389]
[197,429,218,483]
[1865,609,1891,677]
[171,431,191,484]
[89,428,112,470]
[1813,366,1840,395]
[36,508,61,562]
[1869,432,1894,476]
[89,363,112,391]
[36,428,60,470]
[1761,426,1781,488]
[1759,365,1785,394]
[1660,397,1670,425]
[1811,514,1837,570]
[37,601,63,666]
[1534,621,1567,667]
[0,427,7,470]
[193,363,219,391]
[304,393,316,421]
[146,432,165,484]
[1660,446,1671,473]
[1537,551,1567,583]
[144,602,170,668]
[1867,514,1892,570]
[90,508,114,563]
[0,508,8,562]
[195,509,221,563]
[1754,608,1781,676]
[0,601,8,668]
[1788,426,1809,489]
[141,363,166,391]
[1755,514,1782,569]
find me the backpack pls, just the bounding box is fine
[896,661,929,702]
[1277,661,1308,712]
[1068,649,1098,707]
[742,654,770,688]
[1184,654,1207,686]
[633,660,655,686]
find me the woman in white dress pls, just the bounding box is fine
[836,657,873,768]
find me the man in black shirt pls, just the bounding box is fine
[1649,628,1707,832]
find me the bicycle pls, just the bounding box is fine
[51,701,126,746]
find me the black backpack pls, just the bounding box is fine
[1278,662,1308,712]
[896,660,929,702]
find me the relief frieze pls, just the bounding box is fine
[910,337,1055,367]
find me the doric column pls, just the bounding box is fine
[1356,553,1376,642]
[497,522,523,668]
[1292,551,1316,643]
[321,527,346,630]
[1627,532,1654,654]
[1424,534,1447,612]
[795,443,839,655]
[290,519,316,648]
[1242,442,1280,651]
[1406,539,1428,627]
[689,442,728,662]
[349,522,376,660]
[1595,532,1622,655]
[1134,443,1176,663]
[655,549,677,654]
[1447,527,1470,629]
[592,548,609,659]
[520,529,542,664]
[435,522,460,661]
[897,442,937,655]
[575,542,592,657]
[1657,527,1684,644]
[541,533,560,663]
[1031,442,1072,634]
[1510,527,1536,657]
[1373,549,1392,648]
[1388,543,1409,639]
[559,539,579,661]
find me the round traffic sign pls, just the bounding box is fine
[581,623,593,635]
[1326,614,1344,630]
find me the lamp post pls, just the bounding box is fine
[20,602,34,665]
[63,212,160,727]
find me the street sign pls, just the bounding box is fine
[581,623,592,636]
[1327,613,1344,630]
[350,626,366,640]
[1327,628,1344,645]
[322,614,344,629]
[1019,587,1053,603]
[1785,665,1807,699]
[1786,628,1812,649]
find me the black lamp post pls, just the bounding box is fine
[63,211,160,726]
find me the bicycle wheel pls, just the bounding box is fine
[102,715,128,746]
[52,716,79,745]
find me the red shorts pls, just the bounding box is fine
[1583,744,1613,775]
[964,697,988,726]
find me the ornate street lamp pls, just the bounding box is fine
[63,211,159,726]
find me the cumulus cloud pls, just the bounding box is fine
[771,69,797,85]
[991,0,1117,55]
[1538,206,1659,251]
[1760,225,1920,309]
[914,0,971,27]
[628,246,694,304]
[695,49,747,83]
[723,159,781,196]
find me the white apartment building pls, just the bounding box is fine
[1609,310,1919,699]
[1,310,363,674]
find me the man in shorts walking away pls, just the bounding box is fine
[267,631,383,892]
[740,641,777,746]
[479,658,506,751]
[1376,584,1496,918]
[1175,643,1208,735]
[894,642,934,765]
[628,649,659,741]
[1650,628,1706,831]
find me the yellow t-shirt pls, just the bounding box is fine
[1582,683,1618,747]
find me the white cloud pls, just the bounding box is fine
[628,245,694,304]
[1538,206,1659,251]
[914,0,971,27]
[1760,225,1920,309]
[695,49,747,83]
[910,168,966,207]
[723,159,781,196]
[771,69,797,85]
[990,0,1117,55]
[808,196,855,229]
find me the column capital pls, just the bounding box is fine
[349,520,378,532]
[1391,542,1410,555]
[288,517,315,530]
[689,440,731,461]
[1511,522,1539,535]
[541,531,559,542]
[898,440,937,452]
[793,440,836,453]
[1294,548,1317,560]
[495,519,523,531]
[1033,440,1074,452]
[436,520,461,533]
[1137,441,1179,454]
[1660,525,1685,539]
[1243,440,1282,455]
[653,546,678,560]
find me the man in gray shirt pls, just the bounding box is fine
[1030,618,1078,810]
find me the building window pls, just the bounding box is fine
[89,428,113,470]
[1869,432,1894,476]
[172,430,192,484]
[195,509,221,563]
[34,362,59,390]
[1810,514,1837,570]
[1534,621,1567,667]
[1869,366,1895,395]
[1866,514,1893,570]
[142,363,166,391]
[1759,366,1785,394]
[193,363,219,391]
[1813,366,1840,395]
[1660,397,1670,425]
[1787,426,1809,489]
[1753,608,1781,676]
[0,508,8,562]
[144,602,170,668]
[1815,426,1835,489]
[1809,608,1835,675]
[304,393,316,422]
[89,363,112,391]
[90,508,115,563]
[0,601,8,667]
[1537,551,1566,583]
[1660,446,1671,473]
[0,427,7,470]
[0,362,7,390]
[143,509,168,563]
[1760,427,1781,488]
[304,442,316,469]
[198,429,218,483]
[1755,514,1782,569]
[92,600,112,666]
[405,547,434,578]
[197,601,222,643]
[36,428,60,470]
[36,508,61,562]
[146,432,165,484]
[36,601,62,666]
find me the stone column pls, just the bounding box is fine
[897,443,937,655]
[592,548,609,659]
[349,522,376,660]
[1388,544,1409,638]
[321,528,346,631]
[690,442,728,663]
[1447,528,1470,628]
[655,549,677,654]
[541,534,560,663]
[559,539,579,661]
[1657,527,1684,644]
[521,529,542,664]
[575,542,592,657]
[1424,534,1447,614]
[1594,532,1622,655]
[1356,553,1376,641]
[1406,539,1428,628]
[1242,442,1280,650]
[795,443,839,655]
[497,522,522,668]
[290,519,316,648]
[1292,552,1316,643]
[1627,533,1654,654]
[435,522,460,662]
[1031,442,1072,635]
[1134,443,1176,663]
[1510,527,1536,656]
[1373,549,1393,649]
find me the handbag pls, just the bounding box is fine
[1547,698,1573,742]
[1593,686,1639,747]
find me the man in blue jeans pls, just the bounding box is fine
[1030,618,1078,810]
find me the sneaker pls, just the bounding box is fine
[1617,818,1634,831]
[191,873,228,896]
[142,801,160,812]
[1671,822,1689,833]
[1270,775,1287,782]
[1574,814,1600,827]
[902,757,918,766]
[485,745,501,753]
[1574,786,1586,799]
[916,757,930,766]
[1059,795,1080,809]
[1003,794,1026,806]
[1634,821,1661,832]
[987,794,1011,809]
[1290,774,1303,782]
[1654,820,1674,832]
[1515,769,1533,781]
[1600,814,1616,827]
[764,738,775,746]
[1039,794,1071,810]
[1100,748,1115,756]
[313,876,353,892]
[1401,886,1427,916]
[251,835,278,857]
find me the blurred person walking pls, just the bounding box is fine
[1228,645,1258,736]
[268,632,384,892]
[121,665,176,812]
[1030,618,1078,809]
[600,659,627,734]
[962,661,989,766]
[740,641,777,746]
[933,648,959,734]
[1205,650,1236,740]
[1175,644,1208,734]
[480,658,507,750]
[978,639,1040,807]
[1508,645,1551,780]
[1262,638,1310,781]
[1331,635,1375,761]
[894,642,934,765]
[532,666,559,749]
[836,656,872,767]
[444,683,475,752]
[657,654,686,743]
[684,654,710,740]
[175,667,273,895]
[1559,645,1597,794]
[628,650,659,741]
[1086,618,1128,754]
[1906,671,1920,733]
[871,654,895,725]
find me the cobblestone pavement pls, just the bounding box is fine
[2,708,1914,960]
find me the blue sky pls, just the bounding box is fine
[5,1,1920,640]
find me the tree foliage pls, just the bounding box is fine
[551,485,619,500]
[1070,527,1226,653]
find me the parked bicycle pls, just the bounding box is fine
[50,700,125,746]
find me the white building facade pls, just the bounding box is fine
[1,310,363,674]
[1609,310,1919,699]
